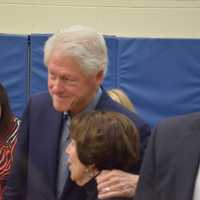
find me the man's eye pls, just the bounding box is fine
[63,77,69,81]
[63,78,77,84]
[49,73,56,79]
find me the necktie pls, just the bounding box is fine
[57,115,71,198]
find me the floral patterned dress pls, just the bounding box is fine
[0,117,20,200]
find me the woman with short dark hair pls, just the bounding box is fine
[0,83,20,200]
[66,111,139,200]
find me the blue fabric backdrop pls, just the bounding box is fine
[0,34,28,117]
[30,34,49,96]
[1,34,200,127]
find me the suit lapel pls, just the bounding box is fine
[44,108,63,196]
[172,124,200,200]
[47,110,79,199]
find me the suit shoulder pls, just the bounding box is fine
[153,112,200,148]
[97,91,148,128]
[30,92,50,100]
[24,92,54,115]
[157,112,200,131]
[29,92,51,104]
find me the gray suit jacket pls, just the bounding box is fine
[135,112,200,200]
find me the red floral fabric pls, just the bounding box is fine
[0,117,20,200]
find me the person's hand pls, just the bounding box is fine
[96,169,139,199]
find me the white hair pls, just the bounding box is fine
[44,25,108,76]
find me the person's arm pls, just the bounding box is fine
[95,123,151,199]
[96,170,139,199]
[137,122,152,172]
[134,128,157,200]
[4,101,30,200]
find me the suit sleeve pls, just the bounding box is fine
[134,126,158,200]
[132,121,151,173]
[4,99,31,200]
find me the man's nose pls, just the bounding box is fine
[52,79,64,92]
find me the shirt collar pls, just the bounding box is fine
[82,87,102,113]
[63,87,102,118]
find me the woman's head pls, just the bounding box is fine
[0,83,12,136]
[66,111,139,185]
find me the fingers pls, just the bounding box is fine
[97,180,134,199]
[96,170,113,185]
[96,170,121,193]
[96,170,138,199]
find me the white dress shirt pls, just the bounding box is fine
[193,164,200,200]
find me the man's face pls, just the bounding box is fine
[47,50,103,114]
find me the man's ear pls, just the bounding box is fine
[95,69,104,85]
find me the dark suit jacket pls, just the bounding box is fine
[135,112,200,200]
[4,90,151,200]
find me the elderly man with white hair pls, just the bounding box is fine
[4,25,151,200]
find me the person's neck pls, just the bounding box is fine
[80,169,100,186]
[70,89,100,116]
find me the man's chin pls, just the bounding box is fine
[53,103,69,112]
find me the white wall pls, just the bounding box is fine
[1,0,200,38]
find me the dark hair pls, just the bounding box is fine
[0,83,13,137]
[70,111,139,171]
